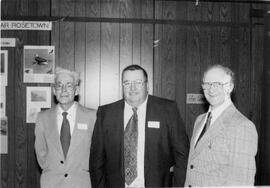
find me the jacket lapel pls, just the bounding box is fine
[144,95,153,178]
[190,115,206,149]
[66,104,82,157]
[190,104,236,160]
[117,100,125,180]
[47,107,64,156]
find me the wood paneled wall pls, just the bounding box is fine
[1,0,268,187]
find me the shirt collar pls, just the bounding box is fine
[57,102,78,115]
[208,97,232,119]
[124,95,148,112]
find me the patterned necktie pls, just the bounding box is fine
[195,112,212,147]
[124,107,138,185]
[60,112,71,159]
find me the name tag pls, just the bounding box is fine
[77,123,88,130]
[148,121,160,129]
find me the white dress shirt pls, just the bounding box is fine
[193,97,232,147]
[56,102,78,135]
[124,97,148,188]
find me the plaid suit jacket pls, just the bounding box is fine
[185,104,258,187]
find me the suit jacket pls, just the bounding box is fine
[185,104,258,187]
[35,104,96,188]
[90,95,189,188]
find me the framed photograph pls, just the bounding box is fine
[26,87,51,123]
[23,45,55,83]
[0,86,6,117]
[0,50,8,86]
[0,116,8,154]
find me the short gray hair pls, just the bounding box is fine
[203,64,235,84]
[54,67,80,85]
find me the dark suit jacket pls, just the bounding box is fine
[90,95,189,188]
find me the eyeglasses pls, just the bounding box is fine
[122,80,147,89]
[202,82,230,90]
[54,83,76,91]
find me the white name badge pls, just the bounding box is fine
[77,123,88,130]
[147,121,160,129]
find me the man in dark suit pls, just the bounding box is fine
[90,64,189,188]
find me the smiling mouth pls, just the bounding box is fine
[129,92,138,96]
[60,95,69,98]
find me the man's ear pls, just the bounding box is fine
[75,85,80,96]
[52,87,56,96]
[224,82,234,94]
[146,82,149,92]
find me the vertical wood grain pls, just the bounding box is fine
[160,1,176,100]
[132,0,142,66]
[0,34,16,188]
[175,1,188,132]
[59,0,75,69]
[74,0,86,106]
[28,1,51,187]
[250,3,265,143]
[0,1,267,187]
[119,0,133,97]
[14,1,29,187]
[85,0,100,109]
[141,0,154,95]
[51,0,60,71]
[153,0,163,97]
[100,0,120,105]
[186,25,206,137]
[236,26,251,116]
[1,2,17,188]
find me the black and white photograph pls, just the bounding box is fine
[0,86,6,117]
[0,116,8,154]
[0,50,8,86]
[31,90,47,102]
[1,0,270,188]
[26,87,51,123]
[23,45,55,83]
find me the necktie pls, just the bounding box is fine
[60,112,71,159]
[195,112,212,147]
[124,107,138,185]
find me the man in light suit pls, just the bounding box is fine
[35,67,96,188]
[185,64,258,187]
[90,64,189,188]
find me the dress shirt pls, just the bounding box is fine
[124,96,148,188]
[193,97,232,147]
[57,102,77,135]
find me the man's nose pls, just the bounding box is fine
[208,85,217,93]
[61,85,68,91]
[130,82,137,90]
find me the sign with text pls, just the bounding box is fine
[1,21,52,30]
[186,93,205,104]
[1,38,16,47]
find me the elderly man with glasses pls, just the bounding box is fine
[185,64,258,187]
[90,64,189,188]
[34,67,96,188]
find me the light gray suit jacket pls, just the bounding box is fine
[185,104,258,187]
[35,104,96,188]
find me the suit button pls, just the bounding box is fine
[64,173,68,177]
[60,161,64,164]
[190,164,194,169]
[188,185,192,187]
